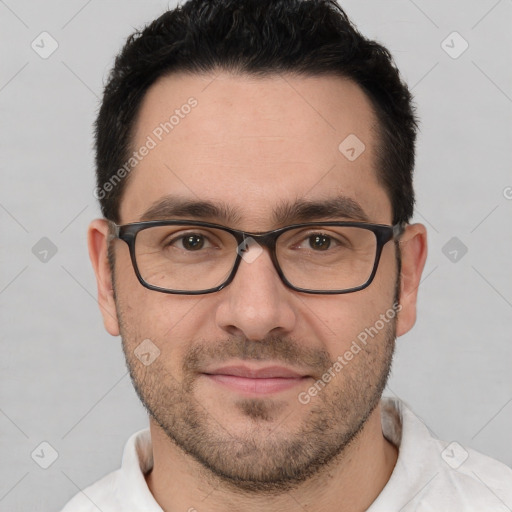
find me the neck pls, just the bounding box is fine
[145,403,398,512]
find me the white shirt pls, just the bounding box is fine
[60,397,512,511]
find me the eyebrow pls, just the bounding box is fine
[139,194,370,226]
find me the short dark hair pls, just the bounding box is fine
[95,0,417,225]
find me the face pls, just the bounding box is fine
[89,72,426,492]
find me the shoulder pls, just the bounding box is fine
[421,437,512,510]
[375,398,512,511]
[59,427,156,512]
[60,469,122,512]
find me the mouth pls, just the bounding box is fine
[202,364,312,395]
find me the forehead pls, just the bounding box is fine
[120,71,392,228]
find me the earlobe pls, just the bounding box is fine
[87,219,120,336]
[395,223,428,338]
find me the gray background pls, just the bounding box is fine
[1,1,511,510]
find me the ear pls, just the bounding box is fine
[87,219,120,336]
[396,223,428,337]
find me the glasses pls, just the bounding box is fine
[109,220,404,295]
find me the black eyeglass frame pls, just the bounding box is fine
[109,220,405,295]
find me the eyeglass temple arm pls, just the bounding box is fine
[106,220,121,243]
[393,222,406,239]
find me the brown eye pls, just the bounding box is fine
[308,234,331,251]
[180,234,205,251]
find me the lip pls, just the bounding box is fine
[202,365,311,395]
[205,365,306,379]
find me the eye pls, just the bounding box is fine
[306,233,333,251]
[179,234,206,251]
[167,232,214,251]
[293,231,348,252]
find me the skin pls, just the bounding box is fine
[88,72,427,511]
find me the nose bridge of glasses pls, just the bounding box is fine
[240,229,279,250]
[233,230,282,281]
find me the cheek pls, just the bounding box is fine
[112,253,211,375]
[114,251,171,328]
[115,275,206,374]
[318,299,376,347]
[304,271,397,357]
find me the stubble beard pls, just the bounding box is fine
[118,307,396,494]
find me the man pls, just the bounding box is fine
[61,0,512,510]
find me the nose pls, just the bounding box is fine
[214,244,297,341]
